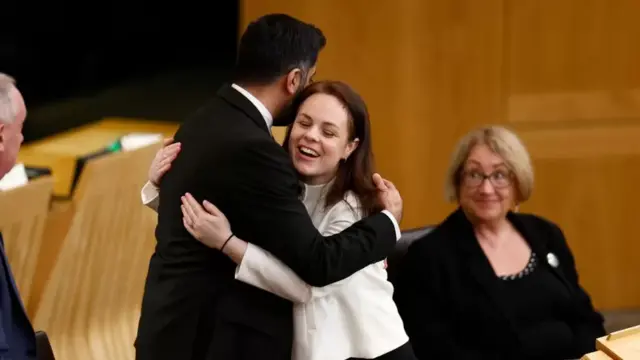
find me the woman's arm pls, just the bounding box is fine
[181,194,363,303]
[141,181,160,211]
[140,139,181,212]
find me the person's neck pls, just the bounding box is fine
[467,212,512,249]
[238,83,282,117]
[301,173,335,186]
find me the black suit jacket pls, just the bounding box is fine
[394,208,605,360]
[135,85,397,360]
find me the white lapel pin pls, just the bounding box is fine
[547,253,559,268]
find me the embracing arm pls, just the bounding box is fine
[140,138,181,212]
[232,198,364,302]
[216,139,399,287]
[141,181,160,211]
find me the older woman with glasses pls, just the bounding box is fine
[394,126,605,360]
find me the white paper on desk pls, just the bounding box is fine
[0,163,28,191]
[120,133,163,151]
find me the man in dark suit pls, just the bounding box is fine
[0,73,37,359]
[135,14,403,360]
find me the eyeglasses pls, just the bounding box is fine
[462,170,512,188]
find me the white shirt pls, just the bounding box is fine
[140,182,409,360]
[231,83,273,128]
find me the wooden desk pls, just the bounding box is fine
[582,325,640,359]
[18,117,179,197]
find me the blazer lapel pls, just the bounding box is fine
[450,209,517,327]
[217,84,271,135]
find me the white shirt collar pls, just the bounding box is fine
[231,83,273,129]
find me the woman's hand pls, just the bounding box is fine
[181,193,232,250]
[149,138,181,187]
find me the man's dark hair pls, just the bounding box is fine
[233,14,326,85]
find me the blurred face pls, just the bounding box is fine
[288,93,359,185]
[458,144,515,223]
[0,87,26,178]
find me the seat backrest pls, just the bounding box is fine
[386,225,435,285]
[32,143,161,360]
[0,176,54,314]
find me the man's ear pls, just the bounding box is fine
[285,68,303,95]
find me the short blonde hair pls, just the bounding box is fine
[445,125,534,203]
[0,73,17,124]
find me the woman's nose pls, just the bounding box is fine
[479,178,495,193]
[303,127,320,141]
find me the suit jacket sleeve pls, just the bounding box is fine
[220,139,397,287]
[546,221,606,354]
[394,241,487,359]
[141,181,160,211]
[234,198,363,302]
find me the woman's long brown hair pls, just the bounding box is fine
[281,80,381,216]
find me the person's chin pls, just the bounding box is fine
[294,165,316,177]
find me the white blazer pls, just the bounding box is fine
[141,181,409,360]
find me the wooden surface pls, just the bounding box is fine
[18,117,179,197]
[594,325,640,359]
[582,351,614,360]
[242,0,640,310]
[32,143,161,360]
[0,176,54,313]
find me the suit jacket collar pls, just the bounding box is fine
[217,84,272,136]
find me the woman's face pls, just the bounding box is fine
[459,144,515,223]
[288,93,359,185]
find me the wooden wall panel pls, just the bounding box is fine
[507,0,640,310]
[241,0,639,309]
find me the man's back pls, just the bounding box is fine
[135,86,295,360]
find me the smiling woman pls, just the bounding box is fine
[282,81,381,216]
[394,125,606,359]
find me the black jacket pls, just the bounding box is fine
[394,208,605,360]
[134,85,397,360]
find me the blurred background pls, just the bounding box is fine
[3,1,238,143]
[1,0,639,358]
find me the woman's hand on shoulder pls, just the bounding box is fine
[181,193,233,250]
[149,138,181,187]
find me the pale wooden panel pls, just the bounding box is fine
[242,0,505,227]
[518,125,640,158]
[32,144,160,360]
[509,89,640,123]
[595,325,640,359]
[0,176,54,314]
[507,0,640,310]
[507,0,640,93]
[18,117,179,197]
[582,351,613,360]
